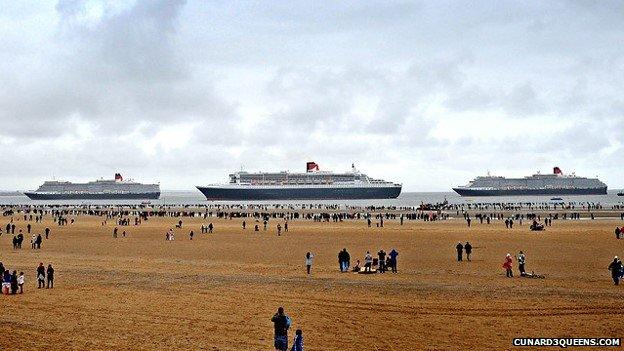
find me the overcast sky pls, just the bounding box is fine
[0,0,622,191]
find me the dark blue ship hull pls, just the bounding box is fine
[23,192,161,200]
[452,187,607,197]
[196,186,402,200]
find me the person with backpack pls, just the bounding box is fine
[271,307,292,351]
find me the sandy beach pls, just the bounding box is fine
[1,212,624,350]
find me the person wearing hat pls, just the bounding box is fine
[608,256,623,285]
[503,254,513,278]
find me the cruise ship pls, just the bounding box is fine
[196,162,402,200]
[453,167,607,196]
[24,174,160,200]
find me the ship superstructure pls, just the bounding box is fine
[24,174,160,200]
[453,167,607,196]
[196,162,402,200]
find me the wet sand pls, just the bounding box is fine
[1,215,624,350]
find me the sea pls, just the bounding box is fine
[0,190,622,207]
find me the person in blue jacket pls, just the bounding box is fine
[291,329,303,351]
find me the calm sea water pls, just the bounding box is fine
[0,190,622,207]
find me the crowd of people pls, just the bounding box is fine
[1,262,55,294]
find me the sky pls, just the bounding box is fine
[0,0,622,191]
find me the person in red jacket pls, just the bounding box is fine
[503,254,513,278]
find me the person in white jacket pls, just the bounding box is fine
[305,252,314,275]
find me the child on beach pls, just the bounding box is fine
[291,329,303,351]
[503,254,513,277]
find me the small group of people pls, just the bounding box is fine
[455,242,473,261]
[1,265,24,295]
[200,223,213,234]
[165,229,176,241]
[30,233,43,249]
[352,249,399,274]
[530,220,545,231]
[271,307,303,351]
[502,251,541,278]
[36,263,55,289]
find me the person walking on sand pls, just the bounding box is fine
[37,263,45,289]
[277,224,282,236]
[608,256,623,285]
[46,264,54,289]
[271,307,291,351]
[465,242,472,261]
[503,254,513,278]
[456,242,463,261]
[305,252,314,275]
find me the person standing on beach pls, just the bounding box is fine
[615,227,621,240]
[271,307,291,351]
[189,230,194,240]
[37,263,45,289]
[456,242,463,261]
[292,329,304,351]
[377,249,386,273]
[277,224,282,236]
[608,257,622,285]
[465,242,472,261]
[10,271,18,294]
[17,272,24,294]
[46,264,54,289]
[305,252,314,275]
[517,251,526,276]
[364,251,373,272]
[503,254,513,278]
[45,227,50,239]
[284,221,288,232]
[389,249,399,273]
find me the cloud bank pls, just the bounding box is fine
[0,0,622,190]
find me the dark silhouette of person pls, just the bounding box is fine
[608,257,622,285]
[465,242,472,261]
[271,307,291,351]
[46,264,54,289]
[456,242,464,261]
[37,263,45,289]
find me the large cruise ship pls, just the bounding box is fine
[24,174,160,200]
[196,162,402,200]
[453,167,607,196]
